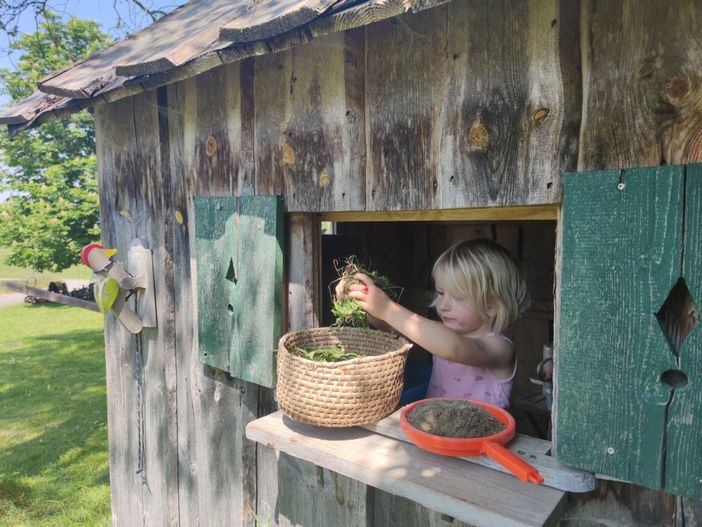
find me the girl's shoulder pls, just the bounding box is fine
[481,332,515,372]
[485,332,514,346]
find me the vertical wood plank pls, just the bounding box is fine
[167,79,201,527]
[254,32,365,211]
[252,49,289,198]
[560,480,679,526]
[366,8,444,211]
[170,74,259,527]
[579,0,702,169]
[97,96,136,527]
[128,90,179,527]
[665,163,702,500]
[236,59,262,526]
[285,213,321,333]
[555,167,683,489]
[95,89,179,526]
[95,98,144,527]
[192,63,243,195]
[373,489,476,527]
[155,85,180,527]
[240,58,256,196]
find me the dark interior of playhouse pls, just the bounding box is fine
[318,216,556,440]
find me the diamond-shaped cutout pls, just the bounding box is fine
[225,258,237,284]
[655,278,699,353]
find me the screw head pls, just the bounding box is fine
[607,447,615,455]
[617,182,626,191]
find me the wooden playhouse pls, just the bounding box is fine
[1,0,701,525]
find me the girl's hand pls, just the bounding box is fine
[334,274,376,301]
[346,273,393,321]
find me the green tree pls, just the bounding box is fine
[0,13,111,272]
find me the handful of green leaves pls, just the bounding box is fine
[331,256,402,328]
[292,344,362,362]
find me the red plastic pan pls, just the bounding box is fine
[400,397,544,484]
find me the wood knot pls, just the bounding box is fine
[319,171,331,188]
[282,142,295,165]
[205,136,217,157]
[469,119,489,149]
[533,108,550,124]
[666,76,690,101]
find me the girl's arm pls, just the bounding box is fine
[347,274,512,369]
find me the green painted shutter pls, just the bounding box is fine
[556,165,701,499]
[665,164,702,498]
[194,195,284,388]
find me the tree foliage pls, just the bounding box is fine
[0,1,169,46]
[0,13,111,271]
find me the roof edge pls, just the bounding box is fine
[2,0,451,133]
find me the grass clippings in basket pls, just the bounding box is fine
[408,399,506,438]
[291,343,364,362]
[331,256,402,328]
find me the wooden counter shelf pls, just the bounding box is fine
[246,410,597,527]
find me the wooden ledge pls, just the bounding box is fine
[247,411,569,527]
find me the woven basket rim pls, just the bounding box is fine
[279,327,412,365]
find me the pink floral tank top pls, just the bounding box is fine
[425,333,516,409]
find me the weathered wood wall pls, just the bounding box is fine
[93,0,702,525]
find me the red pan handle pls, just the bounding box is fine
[482,441,544,484]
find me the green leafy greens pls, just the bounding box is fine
[331,256,402,328]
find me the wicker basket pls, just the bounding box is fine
[277,327,412,427]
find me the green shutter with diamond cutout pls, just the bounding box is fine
[665,164,702,498]
[556,164,701,500]
[194,195,283,388]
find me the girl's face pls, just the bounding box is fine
[434,281,491,335]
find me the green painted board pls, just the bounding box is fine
[665,164,702,500]
[194,195,283,387]
[194,196,239,372]
[233,195,284,388]
[556,166,683,490]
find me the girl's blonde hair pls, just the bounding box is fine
[431,239,530,333]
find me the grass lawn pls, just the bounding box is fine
[0,248,92,294]
[0,303,110,527]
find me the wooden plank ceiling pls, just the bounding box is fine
[0,0,444,133]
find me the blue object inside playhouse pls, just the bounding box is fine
[400,361,432,405]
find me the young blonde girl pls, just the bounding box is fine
[338,239,529,409]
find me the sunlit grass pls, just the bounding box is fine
[0,303,109,527]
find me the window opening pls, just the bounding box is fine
[321,218,556,439]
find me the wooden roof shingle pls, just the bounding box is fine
[0,0,448,132]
